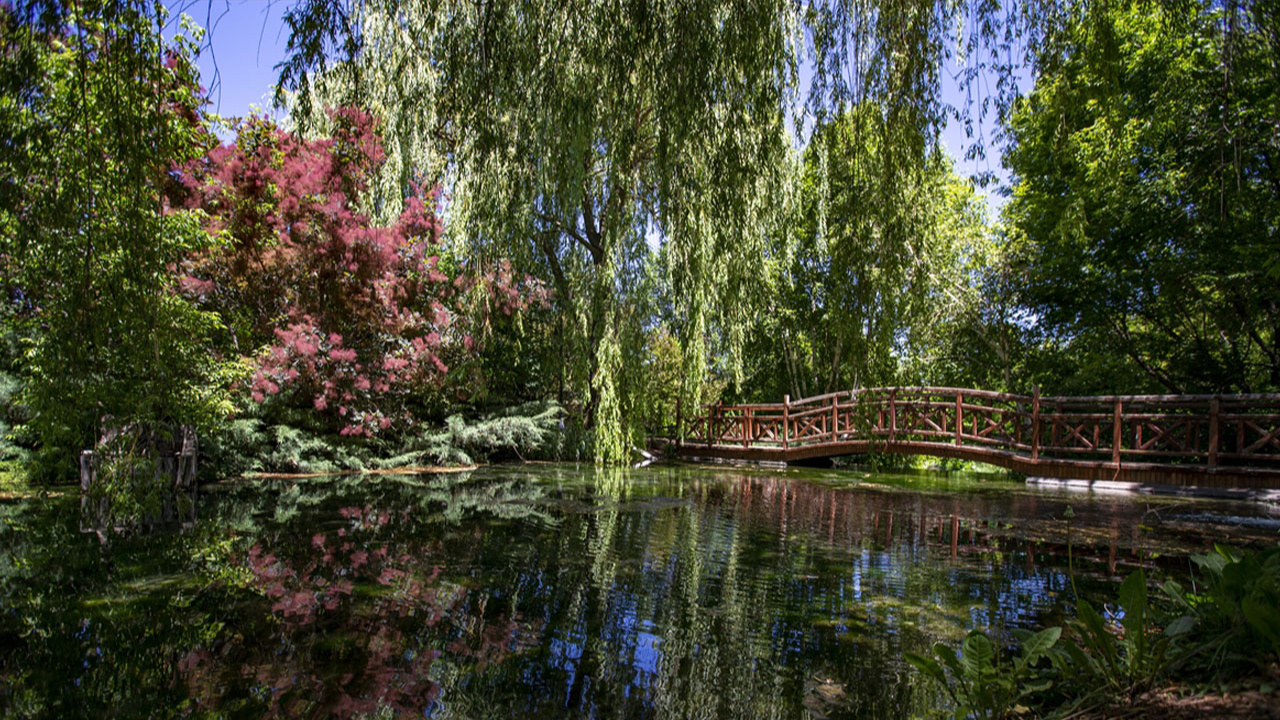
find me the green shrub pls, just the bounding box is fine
[907,627,1061,719]
[1057,570,1173,702]
[909,552,1280,718]
[379,401,563,467]
[202,414,373,478]
[1162,544,1280,679]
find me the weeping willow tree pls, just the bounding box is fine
[279,0,799,462]
[270,0,1104,461]
[740,107,991,402]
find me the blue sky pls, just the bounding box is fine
[183,0,291,121]
[184,0,1015,212]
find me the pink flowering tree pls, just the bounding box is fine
[171,110,546,436]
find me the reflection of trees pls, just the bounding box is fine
[4,466,1272,718]
[438,470,953,717]
[0,495,231,716]
[433,467,1271,718]
[1,471,558,718]
[178,474,553,718]
[180,506,532,718]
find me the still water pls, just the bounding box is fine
[2,463,1277,718]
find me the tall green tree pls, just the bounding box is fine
[0,1,231,480]
[741,108,991,401]
[282,0,798,461]
[275,0,1269,455]
[1005,0,1280,393]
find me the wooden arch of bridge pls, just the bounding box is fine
[668,387,1280,489]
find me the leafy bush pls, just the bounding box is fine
[909,553,1280,718]
[907,627,1061,719]
[200,402,564,478]
[174,112,548,440]
[379,401,563,467]
[1162,544,1280,679]
[1057,570,1173,703]
[0,370,28,465]
[2,6,234,486]
[202,417,372,477]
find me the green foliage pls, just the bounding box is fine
[912,550,1280,718]
[284,0,798,461]
[0,298,29,464]
[906,626,1060,719]
[1163,544,1280,677]
[0,3,234,484]
[201,415,369,476]
[262,423,368,474]
[1005,0,1280,393]
[1060,571,1169,701]
[83,433,175,533]
[742,108,993,400]
[200,402,565,477]
[380,401,564,467]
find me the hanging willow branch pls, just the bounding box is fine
[268,0,1268,460]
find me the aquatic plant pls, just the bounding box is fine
[906,627,1060,720]
[910,549,1280,716]
[1162,544,1280,681]
[1057,570,1173,703]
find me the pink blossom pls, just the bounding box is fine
[178,109,547,439]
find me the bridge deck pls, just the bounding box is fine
[667,387,1280,489]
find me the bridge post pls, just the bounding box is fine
[831,396,839,443]
[744,407,752,449]
[709,404,717,448]
[1113,398,1123,467]
[1053,400,1062,447]
[955,392,963,446]
[783,395,790,450]
[1208,396,1220,467]
[1031,386,1041,461]
[889,389,897,442]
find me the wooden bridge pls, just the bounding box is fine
[665,387,1280,489]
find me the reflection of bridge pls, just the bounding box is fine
[666,387,1280,489]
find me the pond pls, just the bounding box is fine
[2,463,1278,718]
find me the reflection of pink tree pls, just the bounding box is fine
[179,504,539,717]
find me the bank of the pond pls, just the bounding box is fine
[1,463,1276,718]
[241,465,479,479]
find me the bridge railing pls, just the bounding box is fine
[680,387,1280,470]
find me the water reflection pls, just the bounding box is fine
[1,464,1276,718]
